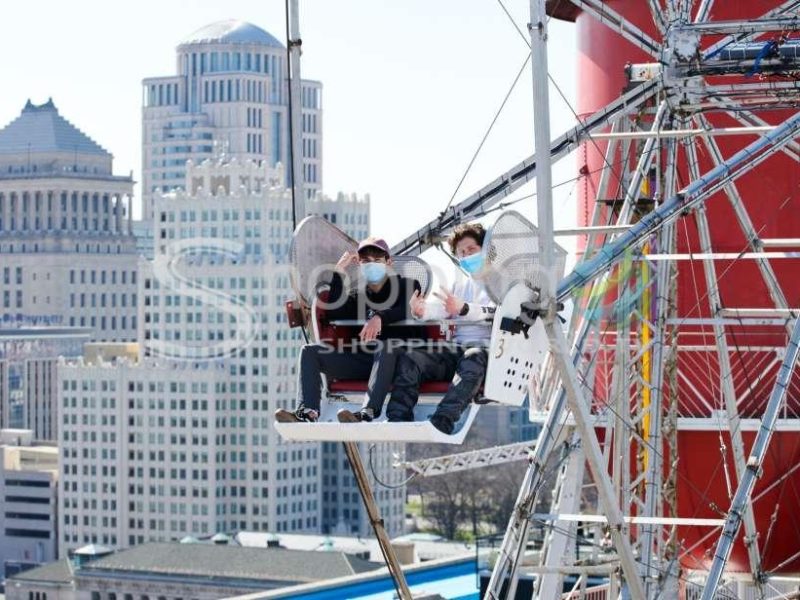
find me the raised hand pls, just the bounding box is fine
[433,285,465,317]
[409,289,426,318]
[335,250,359,273]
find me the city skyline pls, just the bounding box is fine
[0,0,578,248]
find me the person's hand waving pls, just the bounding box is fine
[335,250,358,273]
[433,286,465,317]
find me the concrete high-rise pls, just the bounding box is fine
[0,99,138,441]
[58,158,385,555]
[141,19,323,220]
[0,99,139,343]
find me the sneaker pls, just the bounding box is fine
[275,407,319,423]
[337,408,373,423]
[429,415,454,435]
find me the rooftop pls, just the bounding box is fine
[180,20,283,48]
[0,99,110,157]
[7,559,73,585]
[78,542,380,585]
[236,531,475,563]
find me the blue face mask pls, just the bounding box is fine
[459,252,484,275]
[360,262,387,284]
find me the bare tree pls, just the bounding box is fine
[419,472,466,540]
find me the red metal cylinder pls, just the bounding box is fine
[570,1,800,575]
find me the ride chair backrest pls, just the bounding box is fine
[290,215,433,302]
[481,209,567,303]
[290,215,358,305]
[390,255,433,297]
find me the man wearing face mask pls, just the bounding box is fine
[275,237,423,424]
[378,223,495,434]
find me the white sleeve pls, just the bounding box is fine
[421,298,447,321]
[455,279,496,322]
[461,299,496,322]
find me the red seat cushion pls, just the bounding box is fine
[329,380,451,394]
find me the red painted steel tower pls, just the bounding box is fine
[552,0,800,577]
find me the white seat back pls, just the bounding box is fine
[480,211,565,406]
[290,216,358,305]
[480,209,567,304]
[483,283,549,406]
[290,216,434,303]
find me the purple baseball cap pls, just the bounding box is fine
[357,237,391,257]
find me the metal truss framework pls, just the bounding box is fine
[394,440,537,477]
[383,1,800,599]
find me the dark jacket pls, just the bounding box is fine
[325,272,425,340]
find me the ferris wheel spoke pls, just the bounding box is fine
[616,100,669,225]
[664,0,682,24]
[683,133,766,590]
[641,136,678,488]
[702,317,800,598]
[678,0,694,24]
[694,0,716,23]
[714,104,800,162]
[566,0,662,57]
[694,113,792,324]
[647,0,667,35]
[640,153,679,595]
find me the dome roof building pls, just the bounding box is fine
[179,19,284,48]
[141,19,322,220]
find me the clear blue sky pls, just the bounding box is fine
[0,0,579,249]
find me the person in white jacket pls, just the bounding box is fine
[385,223,495,433]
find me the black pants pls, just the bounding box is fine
[296,343,402,417]
[386,345,488,424]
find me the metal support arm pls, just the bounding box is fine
[395,440,536,477]
[342,442,412,600]
[701,317,800,599]
[546,320,647,599]
[390,79,660,257]
[556,110,800,303]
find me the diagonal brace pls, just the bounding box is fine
[701,317,800,599]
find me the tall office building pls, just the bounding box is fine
[0,99,139,343]
[58,158,389,555]
[141,19,323,220]
[0,99,137,442]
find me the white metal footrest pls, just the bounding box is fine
[274,403,479,444]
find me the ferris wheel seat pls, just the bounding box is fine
[274,400,479,444]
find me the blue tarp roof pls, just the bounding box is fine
[279,559,479,600]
